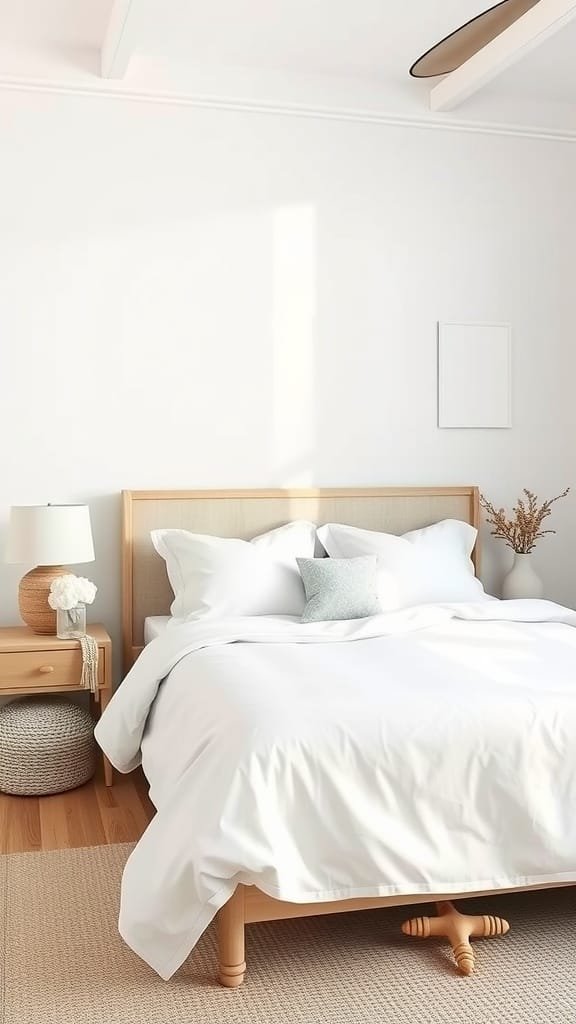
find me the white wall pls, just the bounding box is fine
[1,89,575,679]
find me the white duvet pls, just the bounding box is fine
[95,600,576,980]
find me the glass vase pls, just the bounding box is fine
[56,604,87,639]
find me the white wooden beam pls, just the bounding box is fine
[431,0,576,112]
[101,0,138,79]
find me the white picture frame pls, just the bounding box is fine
[438,321,512,429]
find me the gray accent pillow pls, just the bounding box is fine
[296,556,381,623]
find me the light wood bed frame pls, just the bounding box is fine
[122,486,564,985]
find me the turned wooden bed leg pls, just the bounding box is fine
[401,900,510,975]
[217,885,246,988]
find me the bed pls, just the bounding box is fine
[96,487,576,986]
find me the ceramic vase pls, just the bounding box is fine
[501,553,543,600]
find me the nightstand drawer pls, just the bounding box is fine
[0,648,105,691]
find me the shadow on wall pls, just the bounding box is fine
[85,492,123,684]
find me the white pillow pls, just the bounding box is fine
[151,520,317,621]
[316,519,486,610]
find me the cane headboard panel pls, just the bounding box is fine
[122,486,480,669]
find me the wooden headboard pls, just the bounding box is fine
[122,486,480,670]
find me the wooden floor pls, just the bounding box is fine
[0,767,155,854]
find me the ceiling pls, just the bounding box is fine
[483,15,576,100]
[128,0,474,77]
[0,0,575,134]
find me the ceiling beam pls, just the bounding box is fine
[431,0,576,112]
[101,0,138,79]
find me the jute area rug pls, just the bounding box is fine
[1,843,575,1024]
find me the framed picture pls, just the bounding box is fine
[438,321,512,429]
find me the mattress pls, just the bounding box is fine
[143,616,171,644]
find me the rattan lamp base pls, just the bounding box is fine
[18,565,68,635]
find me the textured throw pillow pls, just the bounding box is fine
[297,556,381,623]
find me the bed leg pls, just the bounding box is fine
[217,885,246,988]
[401,900,510,975]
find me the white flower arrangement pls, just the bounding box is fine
[48,574,97,611]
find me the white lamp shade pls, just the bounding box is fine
[5,505,95,565]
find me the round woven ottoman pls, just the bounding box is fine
[0,696,97,796]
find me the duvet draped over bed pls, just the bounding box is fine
[95,601,576,979]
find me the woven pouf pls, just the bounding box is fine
[0,696,97,796]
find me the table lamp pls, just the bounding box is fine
[5,504,95,634]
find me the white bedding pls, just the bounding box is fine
[143,616,171,643]
[95,600,576,980]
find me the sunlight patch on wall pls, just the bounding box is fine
[272,204,317,488]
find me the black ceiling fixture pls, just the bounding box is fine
[410,0,540,78]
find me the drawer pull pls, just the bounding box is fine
[39,665,55,674]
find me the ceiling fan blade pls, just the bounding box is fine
[410,0,540,77]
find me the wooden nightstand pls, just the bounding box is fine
[0,624,113,786]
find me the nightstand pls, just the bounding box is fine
[0,624,113,786]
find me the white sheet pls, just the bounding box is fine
[143,616,171,644]
[95,600,576,980]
